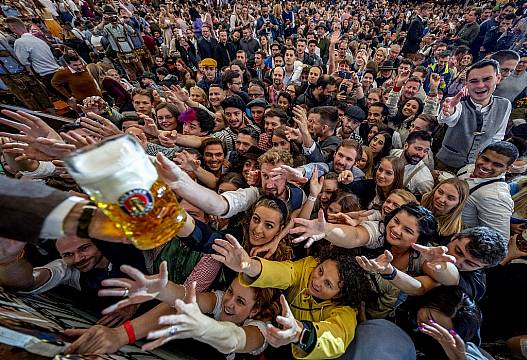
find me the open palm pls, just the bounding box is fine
[99,261,169,314]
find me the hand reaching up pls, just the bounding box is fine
[98,261,169,314]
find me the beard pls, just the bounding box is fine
[404,151,422,165]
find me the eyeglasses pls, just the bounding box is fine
[249,93,264,98]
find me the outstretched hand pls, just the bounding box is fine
[355,250,394,275]
[0,109,62,141]
[155,152,189,190]
[143,282,208,351]
[270,164,308,185]
[419,321,467,360]
[441,90,464,117]
[211,234,251,273]
[290,209,327,248]
[80,112,122,138]
[412,243,456,271]
[98,261,169,314]
[265,295,303,348]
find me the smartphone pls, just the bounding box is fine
[338,71,352,79]
[339,83,349,93]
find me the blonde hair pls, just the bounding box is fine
[190,86,209,107]
[272,3,282,18]
[421,178,469,237]
[389,189,417,204]
[512,176,527,218]
[258,148,293,167]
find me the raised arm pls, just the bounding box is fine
[155,153,230,215]
[290,211,371,248]
[144,282,265,354]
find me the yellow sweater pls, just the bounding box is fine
[239,256,357,359]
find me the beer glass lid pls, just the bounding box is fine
[63,134,149,183]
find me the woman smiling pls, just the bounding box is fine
[421,178,469,243]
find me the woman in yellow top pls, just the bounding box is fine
[212,236,370,359]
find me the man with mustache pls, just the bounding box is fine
[390,131,434,197]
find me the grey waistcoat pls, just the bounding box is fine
[437,96,509,168]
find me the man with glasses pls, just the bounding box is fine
[247,81,266,100]
[222,70,249,104]
[494,50,527,102]
[491,50,521,81]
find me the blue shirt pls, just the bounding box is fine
[14,33,59,76]
[0,34,24,75]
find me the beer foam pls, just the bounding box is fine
[66,135,157,203]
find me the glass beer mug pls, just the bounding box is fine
[64,135,186,250]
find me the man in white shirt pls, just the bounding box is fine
[391,131,434,197]
[458,141,518,239]
[436,59,511,172]
[0,234,143,325]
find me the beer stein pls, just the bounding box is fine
[64,134,186,249]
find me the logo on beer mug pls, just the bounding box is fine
[119,188,154,216]
[64,135,187,250]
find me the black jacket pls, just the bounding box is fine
[402,16,424,54]
[198,37,219,60]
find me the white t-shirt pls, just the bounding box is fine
[360,221,385,249]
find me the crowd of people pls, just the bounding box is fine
[0,0,527,359]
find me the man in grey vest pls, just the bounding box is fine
[436,59,511,173]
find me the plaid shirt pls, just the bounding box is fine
[267,84,284,104]
[257,132,272,151]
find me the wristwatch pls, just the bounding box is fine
[296,320,315,352]
[380,267,398,280]
[77,203,98,239]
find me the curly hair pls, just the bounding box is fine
[258,148,294,167]
[318,246,370,307]
[452,227,507,267]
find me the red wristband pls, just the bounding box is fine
[123,320,136,344]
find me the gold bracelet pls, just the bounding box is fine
[0,247,25,267]
[175,284,187,307]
